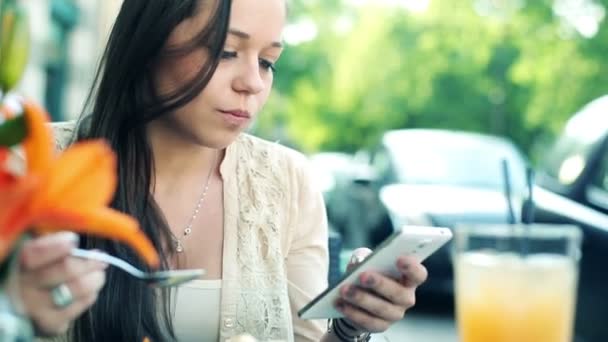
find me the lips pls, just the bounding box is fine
[218,109,252,126]
[219,109,251,118]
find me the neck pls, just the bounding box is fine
[146,120,221,195]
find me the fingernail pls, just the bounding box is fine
[61,231,80,245]
[365,275,375,286]
[345,286,356,298]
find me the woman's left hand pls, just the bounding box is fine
[335,248,428,334]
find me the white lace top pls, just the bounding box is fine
[51,122,329,342]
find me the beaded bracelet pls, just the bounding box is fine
[327,319,372,342]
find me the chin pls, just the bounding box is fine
[195,129,242,149]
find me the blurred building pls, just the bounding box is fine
[17,0,122,121]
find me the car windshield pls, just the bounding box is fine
[385,131,526,191]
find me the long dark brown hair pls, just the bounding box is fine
[72,1,231,341]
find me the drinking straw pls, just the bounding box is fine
[524,167,535,224]
[501,159,517,225]
[520,166,535,256]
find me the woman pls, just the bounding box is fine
[21,0,428,341]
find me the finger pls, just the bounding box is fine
[61,268,107,301]
[33,291,100,337]
[359,271,417,310]
[335,299,391,333]
[26,269,106,312]
[339,283,406,322]
[346,247,373,272]
[397,256,428,287]
[20,232,79,270]
[25,256,107,288]
[28,271,105,336]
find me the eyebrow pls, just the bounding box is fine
[228,28,283,48]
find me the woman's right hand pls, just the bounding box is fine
[17,232,108,336]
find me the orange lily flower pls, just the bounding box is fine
[0,148,13,186]
[0,99,159,267]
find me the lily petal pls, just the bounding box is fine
[0,148,7,164]
[33,206,159,268]
[0,177,38,261]
[0,148,14,187]
[22,100,53,174]
[0,171,13,187]
[41,141,116,206]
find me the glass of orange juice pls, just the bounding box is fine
[452,224,582,342]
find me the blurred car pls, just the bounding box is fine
[327,128,529,294]
[308,152,360,198]
[308,151,385,247]
[531,95,608,342]
[307,152,369,284]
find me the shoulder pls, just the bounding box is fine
[235,133,309,175]
[49,120,78,151]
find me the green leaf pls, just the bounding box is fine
[0,114,26,147]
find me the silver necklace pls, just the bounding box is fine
[174,151,218,253]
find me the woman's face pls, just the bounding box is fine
[153,0,286,148]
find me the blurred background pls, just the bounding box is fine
[12,0,608,341]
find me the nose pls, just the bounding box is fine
[232,59,265,95]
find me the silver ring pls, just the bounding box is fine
[50,283,74,309]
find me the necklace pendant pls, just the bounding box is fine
[176,241,184,253]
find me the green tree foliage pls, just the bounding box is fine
[254,0,608,160]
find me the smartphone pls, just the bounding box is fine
[297,225,453,320]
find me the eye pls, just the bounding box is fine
[259,58,276,73]
[221,51,237,59]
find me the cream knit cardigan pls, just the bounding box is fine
[45,121,328,342]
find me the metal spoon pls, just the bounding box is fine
[70,248,205,287]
